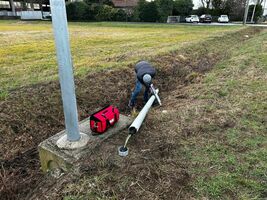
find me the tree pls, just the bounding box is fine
[111,9,127,21]
[66,2,93,21]
[95,5,114,21]
[173,0,194,16]
[211,0,231,15]
[84,0,114,7]
[212,0,223,9]
[201,0,212,9]
[137,0,159,22]
[155,0,173,22]
[228,0,247,21]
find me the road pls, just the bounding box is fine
[178,22,267,28]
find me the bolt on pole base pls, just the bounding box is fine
[56,133,89,150]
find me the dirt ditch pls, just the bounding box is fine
[0,27,262,200]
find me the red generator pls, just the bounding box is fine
[90,105,120,134]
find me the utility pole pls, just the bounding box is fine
[243,0,250,25]
[263,0,267,15]
[251,0,259,23]
[9,0,16,16]
[50,0,89,149]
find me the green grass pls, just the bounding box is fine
[184,31,267,199]
[0,20,242,95]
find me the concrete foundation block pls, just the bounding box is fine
[38,115,132,173]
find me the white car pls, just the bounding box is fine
[185,15,199,23]
[218,15,229,23]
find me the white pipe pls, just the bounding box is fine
[129,89,159,134]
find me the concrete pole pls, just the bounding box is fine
[39,3,43,18]
[251,3,257,23]
[50,0,81,142]
[9,0,16,16]
[264,0,267,15]
[30,2,34,10]
[243,0,250,25]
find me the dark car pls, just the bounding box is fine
[200,14,212,23]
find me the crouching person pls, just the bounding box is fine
[128,61,156,108]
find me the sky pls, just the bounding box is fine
[193,0,201,9]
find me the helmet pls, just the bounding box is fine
[143,74,152,85]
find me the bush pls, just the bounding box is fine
[95,5,114,21]
[156,0,173,22]
[137,0,159,22]
[66,2,93,21]
[173,0,193,16]
[96,5,129,22]
[193,7,210,16]
[112,9,127,22]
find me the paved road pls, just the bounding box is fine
[178,22,267,28]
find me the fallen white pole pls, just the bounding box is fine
[129,89,159,134]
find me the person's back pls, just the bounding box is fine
[128,61,156,108]
[135,61,156,86]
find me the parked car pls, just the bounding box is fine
[218,15,229,23]
[43,13,51,20]
[200,14,212,23]
[185,15,199,23]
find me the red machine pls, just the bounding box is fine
[90,105,120,134]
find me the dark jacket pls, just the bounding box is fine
[135,61,156,86]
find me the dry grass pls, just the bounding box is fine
[0,22,265,199]
[0,20,242,97]
[22,28,265,200]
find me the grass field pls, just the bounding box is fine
[59,28,267,200]
[0,20,242,97]
[0,21,266,200]
[183,30,267,199]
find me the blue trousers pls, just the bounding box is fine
[130,79,149,106]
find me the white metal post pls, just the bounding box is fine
[264,0,267,15]
[50,0,81,142]
[9,0,16,16]
[243,0,250,25]
[251,3,257,23]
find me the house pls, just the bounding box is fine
[0,0,51,19]
[0,0,139,19]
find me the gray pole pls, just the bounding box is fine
[9,0,16,16]
[50,0,80,141]
[243,0,250,25]
[264,0,267,14]
[251,2,257,23]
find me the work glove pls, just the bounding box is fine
[149,84,162,106]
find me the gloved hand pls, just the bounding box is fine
[149,84,162,106]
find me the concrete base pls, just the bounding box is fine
[56,133,89,149]
[38,115,132,173]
